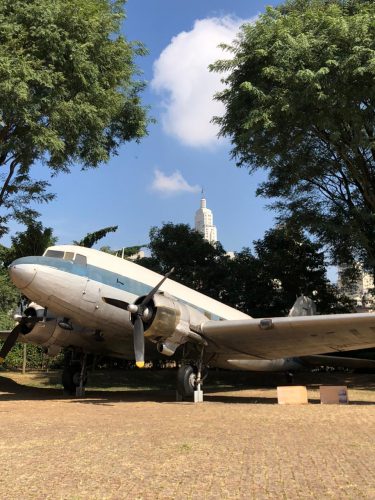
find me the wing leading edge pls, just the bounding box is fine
[201,313,375,359]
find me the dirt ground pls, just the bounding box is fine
[0,370,374,500]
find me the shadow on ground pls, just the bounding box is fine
[0,369,374,405]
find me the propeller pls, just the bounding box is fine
[0,324,24,363]
[0,301,39,364]
[127,267,174,368]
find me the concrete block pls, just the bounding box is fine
[277,386,308,405]
[320,386,348,404]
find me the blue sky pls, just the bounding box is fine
[9,1,284,253]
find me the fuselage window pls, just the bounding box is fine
[44,250,64,259]
[74,254,87,266]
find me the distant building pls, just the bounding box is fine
[337,264,375,310]
[194,195,217,244]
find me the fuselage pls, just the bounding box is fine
[10,244,250,320]
[7,245,375,376]
[8,245,247,357]
[8,245,303,372]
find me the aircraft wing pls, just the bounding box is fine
[201,313,375,359]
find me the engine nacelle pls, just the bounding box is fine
[16,303,66,354]
[144,292,208,354]
[22,302,56,321]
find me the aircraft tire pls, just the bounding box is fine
[177,364,197,398]
[62,362,86,394]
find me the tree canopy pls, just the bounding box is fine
[138,222,353,316]
[74,226,118,248]
[232,225,353,317]
[211,0,375,272]
[138,223,230,299]
[0,0,149,236]
[6,221,57,264]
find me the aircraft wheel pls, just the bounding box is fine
[177,364,197,398]
[62,362,87,394]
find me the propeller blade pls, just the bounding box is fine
[140,267,175,308]
[133,315,145,368]
[0,324,23,363]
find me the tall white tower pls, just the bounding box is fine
[194,194,217,244]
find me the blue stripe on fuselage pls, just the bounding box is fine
[11,256,151,296]
[11,256,222,320]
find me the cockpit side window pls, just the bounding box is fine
[64,252,75,261]
[44,250,64,258]
[74,254,87,266]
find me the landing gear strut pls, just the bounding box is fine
[285,371,294,385]
[62,351,88,395]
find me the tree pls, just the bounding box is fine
[100,244,145,257]
[0,244,20,328]
[74,226,118,248]
[138,223,230,299]
[0,221,57,329]
[211,0,375,273]
[6,221,57,265]
[244,225,354,316]
[138,222,353,317]
[0,0,149,236]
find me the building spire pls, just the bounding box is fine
[194,192,217,244]
[200,187,206,208]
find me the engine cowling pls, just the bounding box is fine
[15,303,65,355]
[142,292,208,355]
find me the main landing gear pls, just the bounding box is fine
[62,351,88,396]
[177,364,198,398]
[177,347,207,401]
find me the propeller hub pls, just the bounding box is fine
[142,307,152,321]
[127,304,139,314]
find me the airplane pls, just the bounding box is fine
[1,244,375,398]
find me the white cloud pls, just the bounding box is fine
[151,16,250,148]
[150,169,200,196]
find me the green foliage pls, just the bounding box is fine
[138,223,230,298]
[0,0,149,236]
[74,225,118,248]
[0,251,20,328]
[5,221,57,266]
[0,341,60,369]
[211,0,375,273]
[230,225,355,316]
[99,244,145,258]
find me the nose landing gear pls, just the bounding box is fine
[62,352,88,396]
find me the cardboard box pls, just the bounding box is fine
[320,386,348,404]
[277,386,308,405]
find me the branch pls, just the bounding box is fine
[0,158,19,207]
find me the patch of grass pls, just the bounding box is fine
[179,443,192,452]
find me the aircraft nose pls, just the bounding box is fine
[8,262,37,289]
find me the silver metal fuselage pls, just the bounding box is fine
[8,245,302,371]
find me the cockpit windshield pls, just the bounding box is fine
[43,250,87,265]
[44,250,64,259]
